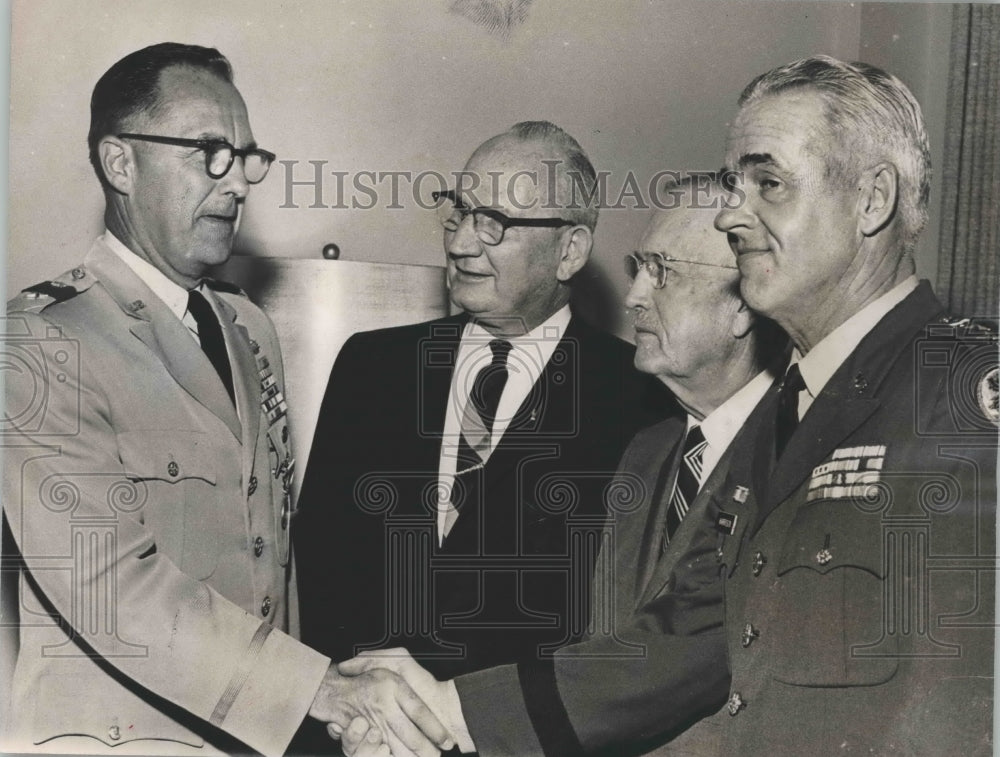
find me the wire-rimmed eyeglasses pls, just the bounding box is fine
[117,133,276,184]
[625,251,738,289]
[432,189,575,246]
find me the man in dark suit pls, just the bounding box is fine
[695,55,996,755]
[337,178,788,756]
[294,121,672,727]
[2,43,449,757]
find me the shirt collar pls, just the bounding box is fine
[795,276,918,399]
[463,304,572,347]
[103,230,192,321]
[694,365,778,453]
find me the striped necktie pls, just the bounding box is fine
[664,424,707,544]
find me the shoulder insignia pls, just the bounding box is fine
[978,366,999,426]
[9,267,95,313]
[204,278,247,297]
[937,314,998,341]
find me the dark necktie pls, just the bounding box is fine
[187,289,235,405]
[774,362,806,461]
[456,339,513,467]
[664,424,707,543]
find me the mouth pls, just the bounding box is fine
[451,266,493,281]
[727,234,770,258]
[202,213,238,225]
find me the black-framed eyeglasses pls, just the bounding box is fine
[117,133,276,184]
[625,251,737,289]
[432,189,575,246]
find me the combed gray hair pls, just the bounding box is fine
[739,56,930,254]
[505,120,599,231]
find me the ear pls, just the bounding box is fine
[731,299,756,340]
[98,136,134,195]
[555,225,593,282]
[856,162,898,237]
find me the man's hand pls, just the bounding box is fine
[339,716,391,757]
[338,648,476,753]
[309,663,454,757]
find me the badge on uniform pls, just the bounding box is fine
[807,445,886,502]
[257,352,287,424]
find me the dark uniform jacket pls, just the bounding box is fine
[2,240,328,756]
[293,314,672,683]
[672,281,997,756]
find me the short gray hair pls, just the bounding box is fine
[739,56,930,254]
[504,120,599,231]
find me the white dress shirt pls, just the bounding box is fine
[437,305,572,542]
[686,365,778,490]
[792,276,919,419]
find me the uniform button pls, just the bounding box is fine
[108,724,121,741]
[751,551,766,576]
[741,622,760,648]
[261,596,271,617]
[167,461,179,477]
[253,536,264,557]
[71,267,85,280]
[247,475,258,496]
[727,692,746,716]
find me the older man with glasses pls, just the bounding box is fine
[293,120,673,752]
[3,43,451,757]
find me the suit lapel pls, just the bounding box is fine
[754,283,945,531]
[631,421,684,606]
[84,241,242,440]
[637,434,734,607]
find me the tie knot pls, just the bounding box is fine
[489,339,513,366]
[187,288,213,324]
[684,424,707,456]
[781,363,806,394]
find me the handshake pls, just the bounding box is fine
[308,648,474,757]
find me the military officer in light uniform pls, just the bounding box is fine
[2,43,449,757]
[691,55,996,755]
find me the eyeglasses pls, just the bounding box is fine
[625,251,738,289]
[432,189,575,246]
[117,133,276,184]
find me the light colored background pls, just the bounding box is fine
[7,0,954,337]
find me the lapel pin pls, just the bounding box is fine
[733,485,749,504]
[127,299,145,312]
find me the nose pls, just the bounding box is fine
[713,194,754,235]
[445,213,482,258]
[624,269,653,311]
[219,157,250,200]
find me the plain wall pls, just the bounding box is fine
[7,1,952,336]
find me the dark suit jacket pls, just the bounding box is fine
[295,314,673,682]
[677,281,997,756]
[455,414,746,757]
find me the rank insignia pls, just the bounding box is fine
[807,445,886,502]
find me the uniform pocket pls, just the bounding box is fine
[770,499,898,686]
[116,430,220,578]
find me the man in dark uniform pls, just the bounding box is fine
[293,121,672,751]
[1,43,448,757]
[698,55,996,755]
